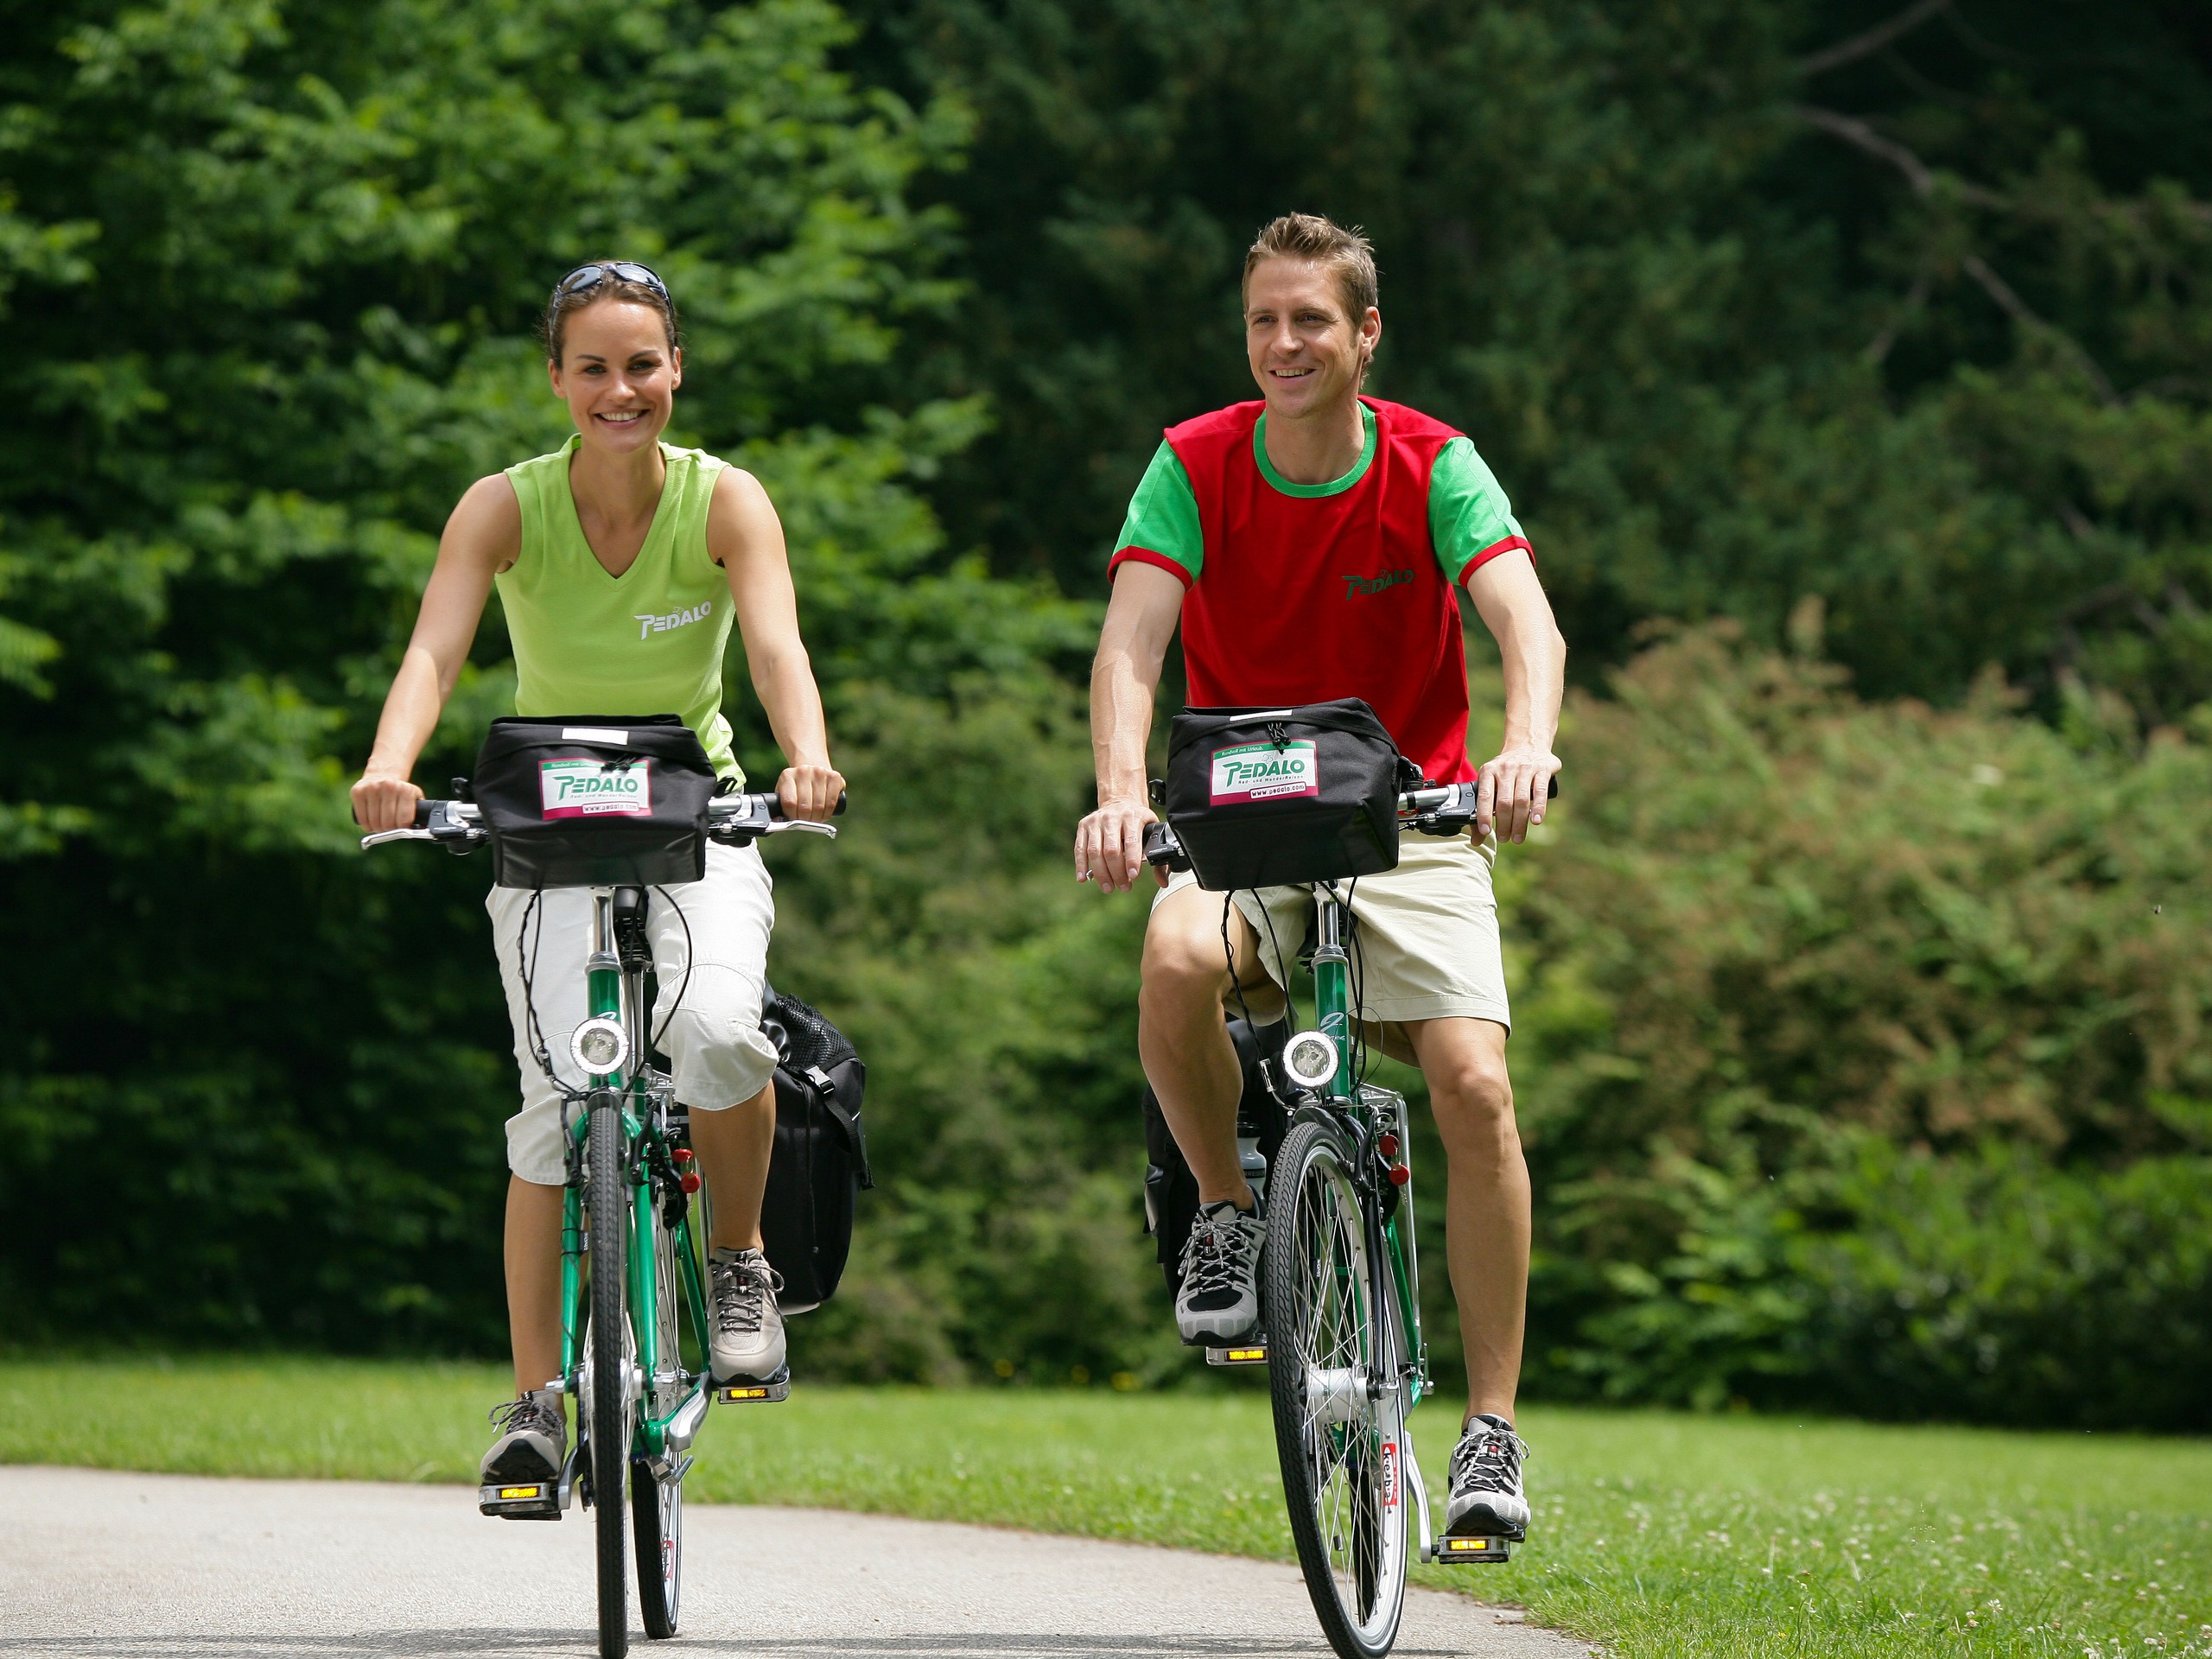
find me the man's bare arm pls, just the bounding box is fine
[1075,562,1184,892]
[1464,549,1566,843]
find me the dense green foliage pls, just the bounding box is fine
[861,0,2212,718]
[3,0,2209,1430]
[10,1362,2212,1659]
[0,0,1110,1359]
[1505,626,2212,1426]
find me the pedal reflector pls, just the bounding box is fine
[1433,1535,1513,1562]
[498,1484,544,1501]
[1205,1344,1268,1366]
[714,1377,791,1403]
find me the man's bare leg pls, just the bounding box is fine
[1137,883,1281,1206]
[1402,1016,1530,1423]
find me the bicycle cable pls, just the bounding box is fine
[646,884,694,1059]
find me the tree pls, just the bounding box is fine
[0,0,1108,1355]
[856,0,2212,719]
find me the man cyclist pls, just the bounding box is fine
[1073,213,1566,1544]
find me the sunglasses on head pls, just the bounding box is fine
[553,261,670,302]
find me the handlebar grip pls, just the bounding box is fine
[413,798,435,829]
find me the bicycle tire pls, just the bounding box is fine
[632,1197,683,1639]
[1263,1118,1409,1659]
[588,1100,632,1659]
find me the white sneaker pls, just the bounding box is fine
[708,1247,787,1382]
[480,1389,565,1484]
[1174,1199,1265,1344]
[1445,1414,1530,1541]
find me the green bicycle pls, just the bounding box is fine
[364,790,833,1658]
[1147,778,1531,1659]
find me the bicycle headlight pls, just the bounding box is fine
[1281,1030,1338,1091]
[570,1017,630,1079]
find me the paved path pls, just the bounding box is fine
[0,1466,1583,1659]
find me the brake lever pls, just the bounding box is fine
[1142,820,1191,871]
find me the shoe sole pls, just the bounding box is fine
[1445,1499,1529,1543]
[480,1442,563,1486]
[1177,1312,1261,1345]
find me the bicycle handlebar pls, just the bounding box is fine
[359,791,846,853]
[1141,776,1559,869]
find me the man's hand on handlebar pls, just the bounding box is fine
[1075,796,1160,893]
[1478,747,1562,844]
[352,770,424,834]
[777,762,846,823]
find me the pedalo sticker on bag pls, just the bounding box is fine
[539,757,653,818]
[1210,741,1319,804]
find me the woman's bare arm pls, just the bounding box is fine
[709,467,843,821]
[351,475,518,831]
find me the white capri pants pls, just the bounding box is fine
[486,840,781,1185]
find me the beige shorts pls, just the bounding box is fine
[1154,831,1510,1030]
[486,840,781,1185]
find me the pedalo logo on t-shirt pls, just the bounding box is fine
[633,598,713,639]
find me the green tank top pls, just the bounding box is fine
[499,435,741,782]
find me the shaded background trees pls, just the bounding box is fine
[2,0,2208,1426]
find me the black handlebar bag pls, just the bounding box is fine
[473,715,719,890]
[1165,698,1406,892]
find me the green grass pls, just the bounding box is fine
[4,1359,2209,1659]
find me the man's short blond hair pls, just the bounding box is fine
[1242,213,1380,321]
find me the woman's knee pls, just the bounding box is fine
[658,963,779,1107]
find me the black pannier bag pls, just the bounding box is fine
[1164,698,1408,892]
[759,984,872,1313]
[473,714,720,890]
[1142,1016,1290,1294]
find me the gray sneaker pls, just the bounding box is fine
[1445,1414,1530,1541]
[480,1389,566,1484]
[1174,1199,1266,1344]
[709,1246,787,1382]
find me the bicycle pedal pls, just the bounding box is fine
[1205,1343,1268,1367]
[1427,1535,1513,1563]
[713,1367,791,1404]
[479,1480,562,1520]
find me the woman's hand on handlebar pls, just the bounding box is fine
[777,762,846,823]
[1075,797,1160,893]
[352,770,424,834]
[1478,747,1561,844]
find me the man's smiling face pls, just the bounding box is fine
[1243,256,1379,422]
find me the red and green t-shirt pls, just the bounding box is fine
[1107,397,1530,786]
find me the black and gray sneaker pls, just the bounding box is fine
[709,1246,787,1382]
[480,1389,566,1485]
[1445,1414,1531,1540]
[1174,1198,1266,1344]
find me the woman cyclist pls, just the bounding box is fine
[351,262,843,1490]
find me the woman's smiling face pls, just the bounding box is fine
[549,299,682,454]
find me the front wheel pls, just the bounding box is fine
[587,1100,632,1658]
[1263,1118,1409,1659]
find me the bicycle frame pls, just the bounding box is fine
[1306,887,1427,1410]
[557,887,715,1463]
